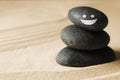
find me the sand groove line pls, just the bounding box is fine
[0,29,60,51]
[0,33,59,51]
[0,18,67,51]
[0,18,67,40]
[0,24,60,40]
[0,27,60,44]
[0,29,60,46]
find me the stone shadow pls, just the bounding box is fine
[115,50,120,60]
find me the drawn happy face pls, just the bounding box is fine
[80,14,97,25]
[68,6,108,31]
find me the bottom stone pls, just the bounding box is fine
[56,47,116,67]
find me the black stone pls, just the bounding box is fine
[56,47,116,67]
[68,6,108,31]
[61,25,110,50]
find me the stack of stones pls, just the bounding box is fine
[56,6,116,67]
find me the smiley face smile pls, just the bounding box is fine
[80,18,97,25]
[68,6,108,31]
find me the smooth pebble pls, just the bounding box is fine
[61,25,110,50]
[68,6,108,31]
[56,47,116,67]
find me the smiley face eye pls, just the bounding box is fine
[90,14,95,18]
[82,14,87,18]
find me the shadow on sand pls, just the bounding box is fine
[115,50,120,60]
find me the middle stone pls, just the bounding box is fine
[61,25,110,50]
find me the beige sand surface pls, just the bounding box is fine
[0,0,120,80]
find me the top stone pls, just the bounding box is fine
[68,6,108,31]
